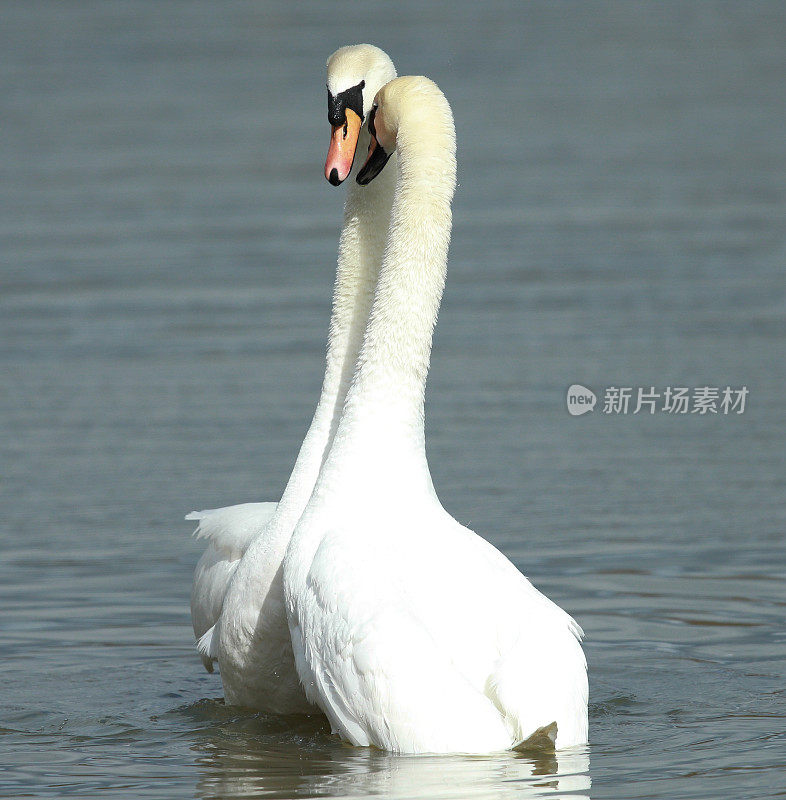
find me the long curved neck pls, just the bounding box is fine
[323,112,457,489]
[322,138,398,445]
[274,130,396,521]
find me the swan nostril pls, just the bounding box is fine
[328,168,341,186]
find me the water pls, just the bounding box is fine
[1,1,785,797]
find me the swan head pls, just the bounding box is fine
[357,76,456,187]
[324,44,397,186]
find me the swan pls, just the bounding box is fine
[283,76,589,752]
[187,44,398,712]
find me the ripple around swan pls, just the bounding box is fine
[3,1,786,798]
[178,702,592,800]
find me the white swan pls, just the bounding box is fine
[283,76,589,751]
[188,502,277,672]
[187,44,398,712]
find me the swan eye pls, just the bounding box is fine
[368,107,378,138]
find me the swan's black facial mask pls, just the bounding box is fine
[325,80,365,186]
[327,80,365,127]
[356,106,391,186]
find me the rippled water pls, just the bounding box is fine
[2,2,785,798]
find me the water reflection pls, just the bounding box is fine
[185,701,590,800]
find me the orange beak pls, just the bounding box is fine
[325,108,362,185]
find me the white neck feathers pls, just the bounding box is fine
[274,147,396,518]
[324,78,457,482]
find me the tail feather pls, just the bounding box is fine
[186,501,277,559]
[197,624,219,672]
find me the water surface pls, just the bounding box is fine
[2,2,785,798]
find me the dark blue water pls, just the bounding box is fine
[2,2,785,797]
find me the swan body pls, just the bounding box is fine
[189,502,277,671]
[187,44,398,712]
[283,77,588,751]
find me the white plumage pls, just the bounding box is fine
[283,77,588,752]
[187,45,398,713]
[188,502,277,671]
